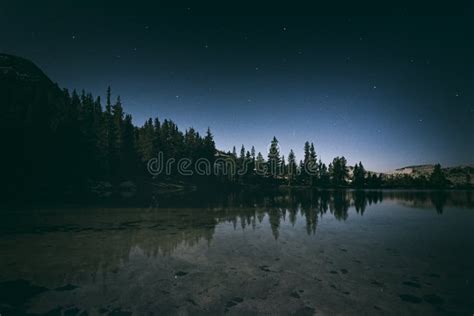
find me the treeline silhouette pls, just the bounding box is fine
[1,53,463,203]
[3,83,457,202]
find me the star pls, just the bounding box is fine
[282,26,287,31]
[144,25,150,30]
[204,44,209,49]
[455,93,460,97]
[373,85,377,89]
[175,95,180,99]
[255,67,259,71]
[71,35,76,40]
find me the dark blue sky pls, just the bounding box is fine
[1,2,472,171]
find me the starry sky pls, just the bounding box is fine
[1,1,473,171]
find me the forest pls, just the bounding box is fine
[0,53,468,203]
[4,85,461,203]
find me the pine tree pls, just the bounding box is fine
[287,149,297,185]
[256,152,265,175]
[112,96,124,151]
[105,86,112,114]
[267,136,281,178]
[297,160,305,184]
[352,161,365,188]
[302,141,311,183]
[308,142,317,186]
[240,144,246,161]
[121,114,136,178]
[430,164,448,188]
[152,117,161,154]
[303,141,310,164]
[245,150,252,177]
[280,155,286,178]
[203,127,216,161]
[138,118,155,162]
[329,156,348,186]
[319,162,329,186]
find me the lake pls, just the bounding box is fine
[1,190,473,315]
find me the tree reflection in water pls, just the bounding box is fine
[0,190,473,315]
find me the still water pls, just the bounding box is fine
[1,190,473,315]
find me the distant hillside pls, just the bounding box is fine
[388,164,473,186]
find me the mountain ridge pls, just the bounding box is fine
[0,53,53,84]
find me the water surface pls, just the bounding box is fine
[1,190,473,315]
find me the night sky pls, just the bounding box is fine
[1,2,472,171]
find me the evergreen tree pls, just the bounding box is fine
[245,150,253,177]
[256,152,265,175]
[121,114,137,178]
[203,127,216,161]
[93,95,108,178]
[138,118,155,162]
[430,164,448,188]
[329,156,348,186]
[352,161,365,188]
[240,145,246,161]
[287,150,297,185]
[308,142,317,186]
[105,86,112,114]
[303,141,310,165]
[280,155,286,178]
[267,136,281,177]
[319,162,329,187]
[353,164,359,185]
[151,117,161,155]
[297,160,305,184]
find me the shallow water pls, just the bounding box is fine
[1,190,473,315]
